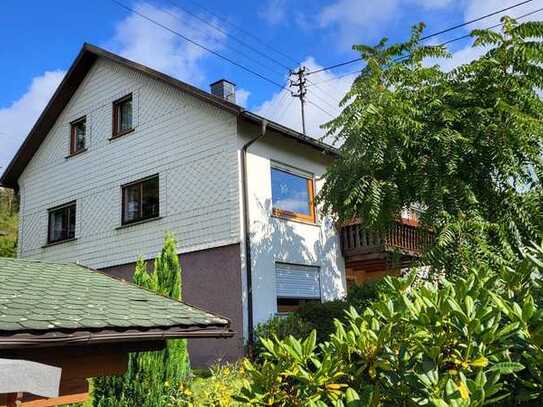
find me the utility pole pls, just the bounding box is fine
[289,67,307,135]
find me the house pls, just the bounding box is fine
[0,257,230,406]
[0,44,426,366]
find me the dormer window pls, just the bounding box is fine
[70,117,86,155]
[112,94,133,138]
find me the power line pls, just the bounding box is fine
[420,0,536,41]
[110,0,289,91]
[143,1,287,78]
[174,0,301,66]
[162,0,293,72]
[308,5,543,87]
[306,100,335,119]
[110,0,338,133]
[307,0,538,76]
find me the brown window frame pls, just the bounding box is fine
[69,116,87,156]
[271,167,316,224]
[121,175,160,226]
[112,94,134,139]
[47,201,76,244]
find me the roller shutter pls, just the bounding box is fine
[275,262,321,299]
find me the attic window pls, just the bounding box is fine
[70,117,86,155]
[112,94,133,138]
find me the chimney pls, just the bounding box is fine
[210,79,236,103]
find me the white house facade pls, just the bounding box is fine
[1,44,346,366]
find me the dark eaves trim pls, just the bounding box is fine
[239,111,339,157]
[0,326,234,350]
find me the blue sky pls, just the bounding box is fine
[1,0,541,170]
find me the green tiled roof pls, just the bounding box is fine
[0,257,230,344]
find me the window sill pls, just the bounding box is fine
[271,214,320,227]
[109,128,135,141]
[42,237,78,248]
[65,148,88,159]
[115,216,162,230]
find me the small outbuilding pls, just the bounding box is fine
[0,257,232,406]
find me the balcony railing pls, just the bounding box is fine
[340,220,432,259]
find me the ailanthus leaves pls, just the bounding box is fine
[320,18,543,274]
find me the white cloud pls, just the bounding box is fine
[0,71,65,171]
[258,0,288,25]
[431,0,543,71]
[318,0,454,50]
[464,0,543,29]
[255,57,357,144]
[108,2,226,85]
[236,88,251,107]
[319,0,399,49]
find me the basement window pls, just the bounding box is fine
[122,175,159,225]
[48,202,76,244]
[271,166,316,223]
[69,117,86,155]
[112,94,133,138]
[276,262,321,313]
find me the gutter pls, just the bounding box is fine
[0,327,234,350]
[240,119,268,352]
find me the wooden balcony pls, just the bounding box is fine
[340,220,432,282]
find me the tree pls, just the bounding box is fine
[320,19,543,274]
[93,233,189,406]
[0,188,18,258]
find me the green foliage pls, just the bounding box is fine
[168,362,247,406]
[344,279,391,311]
[255,280,390,347]
[297,300,347,343]
[0,188,18,258]
[254,314,314,356]
[237,242,543,406]
[92,233,189,406]
[320,18,543,274]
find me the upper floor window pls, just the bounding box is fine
[271,166,316,223]
[70,117,86,155]
[122,175,159,225]
[112,94,133,138]
[48,202,76,244]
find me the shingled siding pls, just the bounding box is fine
[17,58,240,269]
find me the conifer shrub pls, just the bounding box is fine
[92,233,189,406]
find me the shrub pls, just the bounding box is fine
[253,313,313,356]
[345,278,392,310]
[169,362,246,406]
[93,233,189,406]
[297,300,347,343]
[237,243,543,405]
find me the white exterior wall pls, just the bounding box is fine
[239,124,346,327]
[18,58,240,268]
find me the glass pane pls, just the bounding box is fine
[142,178,159,219]
[67,206,76,239]
[271,168,311,215]
[49,209,65,242]
[123,183,141,223]
[73,121,86,151]
[120,98,133,132]
[49,204,75,242]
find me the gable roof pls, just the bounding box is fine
[0,257,231,349]
[0,43,337,190]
